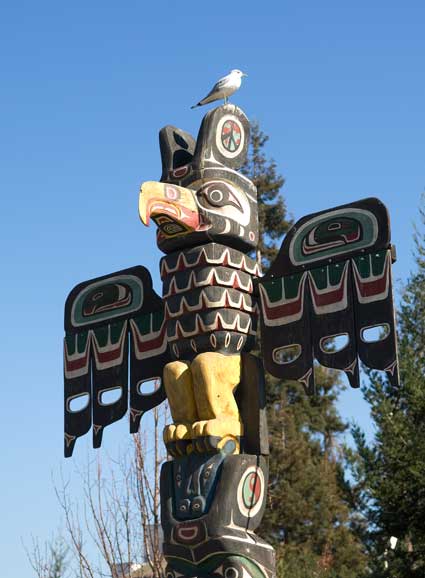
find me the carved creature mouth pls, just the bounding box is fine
[148,201,180,220]
[153,215,190,237]
[151,205,211,239]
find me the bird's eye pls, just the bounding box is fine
[209,189,224,204]
[197,181,242,211]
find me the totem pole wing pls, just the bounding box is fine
[64,265,169,457]
[258,198,399,392]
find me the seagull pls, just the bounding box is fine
[191,69,247,109]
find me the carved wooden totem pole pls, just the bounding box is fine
[64,103,399,578]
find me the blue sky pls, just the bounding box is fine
[1,1,424,575]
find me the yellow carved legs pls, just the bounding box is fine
[163,360,197,445]
[162,352,242,454]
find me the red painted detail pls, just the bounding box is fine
[168,277,178,296]
[232,274,241,289]
[261,275,307,321]
[132,322,167,354]
[309,266,348,309]
[171,165,189,178]
[92,331,126,364]
[64,348,90,373]
[249,473,262,502]
[353,256,389,299]
[216,314,224,331]
[346,231,361,242]
[302,227,361,256]
[176,322,184,339]
[83,291,132,317]
[198,249,208,266]
[176,524,199,543]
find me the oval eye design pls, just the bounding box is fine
[198,181,242,211]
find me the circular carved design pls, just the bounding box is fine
[224,568,239,578]
[236,466,265,518]
[215,114,245,159]
[221,120,242,152]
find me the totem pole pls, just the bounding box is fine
[64,103,399,578]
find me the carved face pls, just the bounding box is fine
[139,104,258,255]
[139,173,258,254]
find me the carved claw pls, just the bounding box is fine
[163,423,193,457]
[191,418,243,439]
[190,418,242,454]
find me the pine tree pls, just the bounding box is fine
[243,123,367,577]
[350,201,425,577]
[241,121,291,269]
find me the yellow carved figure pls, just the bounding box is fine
[163,352,243,454]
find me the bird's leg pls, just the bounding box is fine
[163,361,198,454]
[190,352,243,454]
[224,95,228,104]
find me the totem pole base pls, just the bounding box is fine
[161,452,275,578]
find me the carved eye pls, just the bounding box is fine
[198,181,242,211]
[209,188,224,204]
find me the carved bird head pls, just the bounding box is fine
[139,105,258,254]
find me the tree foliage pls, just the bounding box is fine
[241,121,291,269]
[350,200,425,577]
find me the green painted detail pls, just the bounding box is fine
[242,472,261,508]
[93,320,126,347]
[309,261,345,290]
[167,553,267,578]
[132,311,164,335]
[151,309,165,331]
[261,273,303,302]
[71,275,143,328]
[371,250,388,276]
[329,261,346,284]
[353,255,370,278]
[259,279,283,303]
[65,331,89,355]
[283,273,304,299]
[133,314,150,334]
[65,334,76,355]
[290,209,378,266]
[353,249,387,279]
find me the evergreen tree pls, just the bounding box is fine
[243,123,367,577]
[241,121,291,269]
[350,201,425,577]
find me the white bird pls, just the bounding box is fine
[191,69,247,109]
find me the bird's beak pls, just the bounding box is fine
[139,181,201,238]
[242,73,248,77]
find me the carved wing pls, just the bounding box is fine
[64,266,169,457]
[258,198,399,392]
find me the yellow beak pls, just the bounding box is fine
[139,181,201,237]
